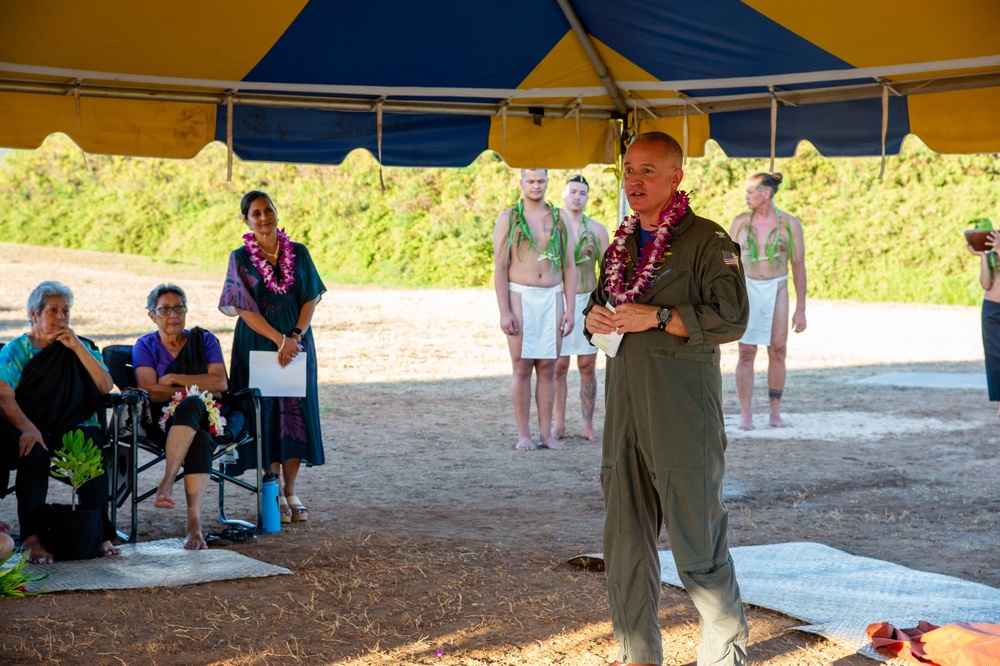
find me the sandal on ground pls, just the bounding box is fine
[203,532,233,547]
[219,526,258,543]
[286,495,308,522]
[278,495,292,524]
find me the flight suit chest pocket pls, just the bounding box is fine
[643,260,690,304]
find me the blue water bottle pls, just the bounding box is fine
[261,473,281,533]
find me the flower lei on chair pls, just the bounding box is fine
[244,228,296,294]
[604,190,690,305]
[159,385,226,436]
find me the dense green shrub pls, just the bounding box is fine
[1,134,997,304]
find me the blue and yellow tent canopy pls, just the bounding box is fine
[1,0,998,167]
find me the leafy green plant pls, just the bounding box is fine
[0,550,48,597]
[971,218,997,276]
[49,429,104,510]
[1,133,999,303]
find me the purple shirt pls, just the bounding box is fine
[132,329,224,377]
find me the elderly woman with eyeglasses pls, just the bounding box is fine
[0,280,118,563]
[132,284,229,550]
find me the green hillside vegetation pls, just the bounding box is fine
[1,133,998,305]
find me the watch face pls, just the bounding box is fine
[657,308,669,324]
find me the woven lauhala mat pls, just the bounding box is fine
[570,541,1000,663]
[4,538,291,593]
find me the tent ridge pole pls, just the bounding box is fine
[554,0,629,117]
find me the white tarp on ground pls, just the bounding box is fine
[5,537,291,593]
[571,541,1000,663]
[723,411,954,441]
[851,372,987,390]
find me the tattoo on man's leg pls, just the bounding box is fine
[581,378,597,420]
[768,388,783,401]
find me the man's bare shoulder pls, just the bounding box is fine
[590,219,611,242]
[730,212,751,234]
[495,206,515,226]
[781,210,805,233]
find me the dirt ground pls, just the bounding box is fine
[0,244,997,665]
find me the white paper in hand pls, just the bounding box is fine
[248,351,307,397]
[590,303,623,358]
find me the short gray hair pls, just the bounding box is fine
[27,280,73,323]
[146,284,187,312]
[632,131,684,165]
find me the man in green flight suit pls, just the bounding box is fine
[584,131,750,666]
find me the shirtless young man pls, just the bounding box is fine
[730,172,806,430]
[493,168,576,451]
[554,175,609,442]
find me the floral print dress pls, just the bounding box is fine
[219,242,326,469]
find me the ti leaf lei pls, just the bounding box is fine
[244,229,296,294]
[605,190,689,306]
[742,208,794,267]
[505,201,565,272]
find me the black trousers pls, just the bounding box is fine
[0,421,114,541]
[149,396,215,475]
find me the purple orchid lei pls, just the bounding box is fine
[604,190,690,305]
[244,228,296,294]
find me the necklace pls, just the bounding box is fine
[258,244,279,258]
[243,229,296,294]
[604,190,689,306]
[504,201,565,272]
[573,215,599,265]
[740,207,792,266]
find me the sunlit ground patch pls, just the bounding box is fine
[725,411,955,441]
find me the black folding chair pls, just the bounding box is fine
[102,344,264,543]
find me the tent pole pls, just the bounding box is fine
[878,83,889,180]
[554,0,629,117]
[226,94,234,183]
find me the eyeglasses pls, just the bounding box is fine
[152,306,187,317]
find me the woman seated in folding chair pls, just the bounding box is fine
[0,281,120,563]
[132,284,229,550]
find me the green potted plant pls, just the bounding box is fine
[0,550,48,597]
[966,218,997,276]
[44,429,105,560]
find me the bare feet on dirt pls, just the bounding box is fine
[538,436,568,450]
[515,436,538,451]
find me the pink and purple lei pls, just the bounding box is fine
[604,190,689,306]
[244,229,296,294]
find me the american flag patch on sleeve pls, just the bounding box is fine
[722,249,740,266]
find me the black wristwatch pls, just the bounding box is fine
[290,327,303,340]
[656,307,672,331]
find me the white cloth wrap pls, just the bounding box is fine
[739,275,788,346]
[560,292,597,356]
[509,282,562,359]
